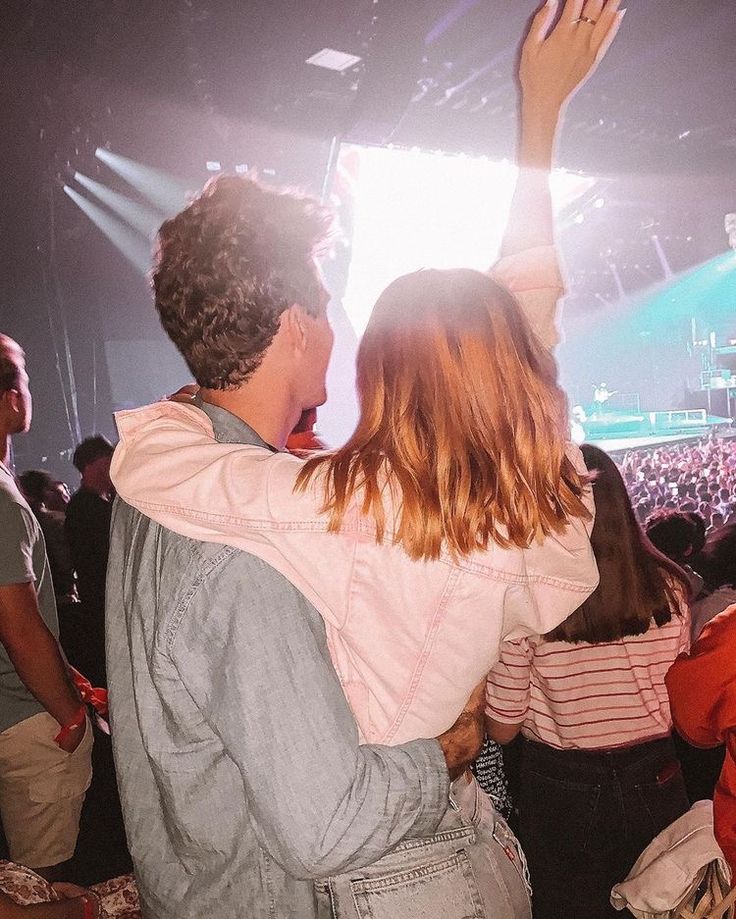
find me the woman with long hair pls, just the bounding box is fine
[487,444,692,919]
[298,265,582,563]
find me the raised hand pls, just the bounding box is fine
[519,0,626,110]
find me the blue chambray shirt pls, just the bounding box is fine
[106,398,450,919]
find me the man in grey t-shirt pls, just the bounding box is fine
[0,335,92,877]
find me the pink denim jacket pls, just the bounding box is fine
[110,246,598,745]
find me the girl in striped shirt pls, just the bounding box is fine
[487,444,691,919]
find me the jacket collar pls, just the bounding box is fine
[193,394,278,453]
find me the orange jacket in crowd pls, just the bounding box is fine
[666,604,736,878]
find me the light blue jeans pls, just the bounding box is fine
[316,773,532,919]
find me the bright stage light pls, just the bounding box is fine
[95,148,188,216]
[73,173,161,238]
[306,48,362,72]
[338,143,595,335]
[63,185,151,274]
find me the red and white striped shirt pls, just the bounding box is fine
[486,598,691,751]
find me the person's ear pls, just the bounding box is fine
[4,389,21,415]
[280,304,309,354]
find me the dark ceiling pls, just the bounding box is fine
[4,0,736,176]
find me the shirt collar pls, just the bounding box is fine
[193,394,278,453]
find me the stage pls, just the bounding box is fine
[576,408,734,454]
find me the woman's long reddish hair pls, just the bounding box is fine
[297,268,590,561]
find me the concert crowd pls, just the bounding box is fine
[622,439,736,529]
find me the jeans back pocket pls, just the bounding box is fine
[350,849,485,919]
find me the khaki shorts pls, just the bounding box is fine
[0,711,93,869]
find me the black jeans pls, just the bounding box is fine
[517,735,689,919]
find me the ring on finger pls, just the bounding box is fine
[574,16,598,24]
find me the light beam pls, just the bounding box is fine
[74,173,162,238]
[94,148,188,216]
[63,185,151,275]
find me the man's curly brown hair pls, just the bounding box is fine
[153,175,333,390]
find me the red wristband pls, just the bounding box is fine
[80,890,102,919]
[54,705,87,747]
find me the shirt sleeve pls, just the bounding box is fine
[666,603,736,748]
[485,638,534,725]
[170,551,450,879]
[0,496,36,586]
[489,244,565,351]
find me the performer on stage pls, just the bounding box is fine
[592,382,617,417]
